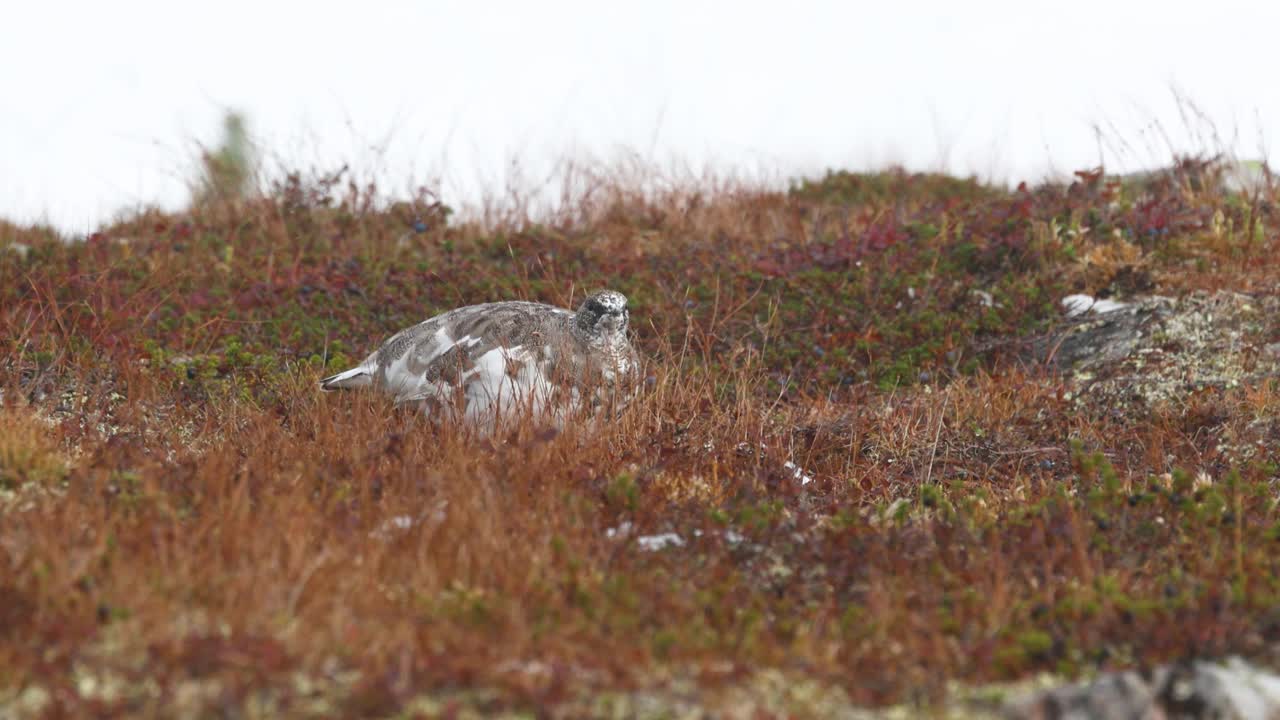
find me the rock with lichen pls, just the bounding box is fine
[1003,656,1280,719]
[1033,290,1280,411]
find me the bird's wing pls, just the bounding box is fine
[389,302,575,409]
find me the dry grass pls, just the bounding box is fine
[1,159,1279,717]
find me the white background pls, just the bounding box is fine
[3,1,1277,233]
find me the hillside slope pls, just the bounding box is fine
[2,160,1279,717]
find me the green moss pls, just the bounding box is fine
[606,472,639,512]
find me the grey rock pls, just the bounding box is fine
[1005,657,1280,720]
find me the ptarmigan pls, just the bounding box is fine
[319,290,640,431]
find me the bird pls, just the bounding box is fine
[319,289,641,432]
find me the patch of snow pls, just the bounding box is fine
[636,533,686,551]
[1091,298,1129,314]
[368,503,448,541]
[387,515,414,531]
[606,523,745,549]
[369,514,416,540]
[605,521,633,539]
[1062,294,1129,318]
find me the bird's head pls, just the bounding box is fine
[575,289,630,339]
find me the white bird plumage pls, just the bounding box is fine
[320,290,640,431]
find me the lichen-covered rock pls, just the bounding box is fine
[1004,656,1280,720]
[1035,291,1280,411]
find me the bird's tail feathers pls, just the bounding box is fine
[319,365,373,391]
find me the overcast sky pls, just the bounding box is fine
[3,1,1277,233]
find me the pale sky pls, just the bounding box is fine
[3,1,1277,233]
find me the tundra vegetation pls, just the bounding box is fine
[1,148,1278,717]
